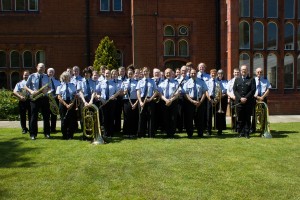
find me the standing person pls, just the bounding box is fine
[121,68,139,138]
[175,68,181,78]
[114,67,126,133]
[136,67,158,138]
[183,68,208,138]
[152,68,163,132]
[56,71,77,140]
[158,68,180,138]
[13,70,31,134]
[206,69,218,135]
[98,65,107,82]
[47,68,61,133]
[251,67,272,132]
[24,63,51,140]
[227,68,240,131]
[233,65,256,138]
[197,63,211,81]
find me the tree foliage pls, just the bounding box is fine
[93,36,118,71]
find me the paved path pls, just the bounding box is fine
[0,115,299,129]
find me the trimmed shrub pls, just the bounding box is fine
[0,89,19,120]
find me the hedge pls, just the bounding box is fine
[0,89,19,120]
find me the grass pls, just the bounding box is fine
[0,123,299,200]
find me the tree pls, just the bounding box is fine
[93,36,118,71]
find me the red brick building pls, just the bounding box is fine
[0,0,299,114]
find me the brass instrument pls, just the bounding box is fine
[30,82,50,101]
[99,90,122,109]
[18,88,29,100]
[47,91,60,115]
[255,101,272,138]
[212,81,222,130]
[82,104,105,145]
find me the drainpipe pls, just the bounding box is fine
[215,0,220,70]
[85,0,91,66]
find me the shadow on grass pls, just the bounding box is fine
[270,130,298,138]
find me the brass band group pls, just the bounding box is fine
[13,62,271,141]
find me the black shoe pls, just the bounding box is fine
[22,129,27,134]
[245,134,250,139]
[217,130,222,135]
[207,131,212,136]
[45,134,50,139]
[30,136,36,140]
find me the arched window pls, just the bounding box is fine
[164,25,175,36]
[239,21,250,49]
[10,51,20,68]
[11,72,20,89]
[267,22,278,50]
[178,26,188,36]
[284,23,294,50]
[253,22,264,49]
[23,51,33,68]
[268,0,278,18]
[253,53,264,75]
[298,54,300,88]
[178,40,188,57]
[253,0,264,18]
[267,54,277,89]
[0,51,6,68]
[239,53,250,67]
[285,0,295,19]
[116,50,123,66]
[0,72,7,89]
[239,0,250,17]
[284,54,294,89]
[164,40,175,56]
[36,50,45,64]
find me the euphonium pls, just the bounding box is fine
[47,91,59,115]
[82,104,105,145]
[30,82,50,101]
[216,82,224,113]
[255,101,272,138]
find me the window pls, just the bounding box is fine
[164,40,175,56]
[0,72,7,89]
[253,0,264,18]
[1,0,38,11]
[284,54,294,88]
[284,23,294,50]
[178,26,188,36]
[240,0,250,17]
[253,22,264,49]
[36,50,45,64]
[0,51,6,67]
[239,53,250,67]
[298,0,300,19]
[285,0,295,19]
[178,40,188,57]
[267,54,277,88]
[11,71,20,89]
[100,0,109,11]
[267,22,277,50]
[116,50,123,66]
[15,0,25,11]
[23,51,33,68]
[268,0,278,18]
[164,25,175,36]
[297,54,300,88]
[239,21,250,49]
[253,53,264,75]
[10,51,20,68]
[28,0,38,11]
[113,0,122,11]
[1,0,12,11]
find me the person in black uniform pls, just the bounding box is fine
[233,65,256,138]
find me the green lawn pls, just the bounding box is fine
[0,123,299,200]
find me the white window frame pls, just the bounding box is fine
[113,0,122,11]
[100,0,110,12]
[178,39,189,57]
[28,0,38,11]
[1,0,12,11]
[164,39,175,56]
[10,50,20,68]
[164,25,175,36]
[15,0,25,11]
[23,50,33,68]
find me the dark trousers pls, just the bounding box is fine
[236,103,252,136]
[184,99,205,137]
[59,100,76,139]
[18,100,31,131]
[138,99,156,138]
[29,97,50,137]
[50,98,59,131]
[163,100,178,137]
[154,99,164,131]
[100,100,116,137]
[123,99,139,136]
[114,96,123,133]
[215,96,228,131]
[176,97,185,132]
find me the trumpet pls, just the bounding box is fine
[30,82,50,101]
[48,91,59,115]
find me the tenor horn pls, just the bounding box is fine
[48,91,59,115]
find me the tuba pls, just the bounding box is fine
[82,104,105,144]
[47,91,60,115]
[255,101,272,138]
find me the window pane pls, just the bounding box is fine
[164,40,175,56]
[239,53,250,67]
[267,54,277,88]
[36,51,45,64]
[15,0,25,11]
[298,55,300,88]
[268,0,278,18]
[240,0,250,17]
[284,54,294,88]
[179,40,188,57]
[113,0,122,11]
[253,22,264,49]
[253,53,264,75]
[164,26,175,36]
[10,51,20,68]
[178,26,188,36]
[284,23,294,50]
[23,51,33,68]
[2,0,12,11]
[267,23,277,50]
[100,0,109,11]
[299,0,300,19]
[285,0,295,19]
[239,22,250,49]
[298,24,300,50]
[0,72,7,89]
[253,0,264,18]
[0,51,6,67]
[116,50,123,66]
[11,72,20,89]
[29,0,38,11]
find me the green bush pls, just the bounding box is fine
[0,89,19,120]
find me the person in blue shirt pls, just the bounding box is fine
[13,70,31,134]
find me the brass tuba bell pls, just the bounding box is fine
[255,101,272,138]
